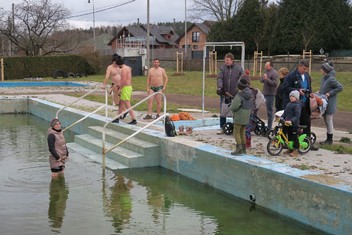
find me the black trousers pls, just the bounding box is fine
[300,101,311,136]
[283,125,299,149]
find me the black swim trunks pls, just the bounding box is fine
[150,86,163,92]
[51,165,64,173]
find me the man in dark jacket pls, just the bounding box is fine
[216,53,243,134]
[282,60,319,151]
[260,61,278,130]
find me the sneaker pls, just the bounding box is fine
[112,118,119,123]
[128,119,137,125]
[143,114,153,120]
[155,114,160,119]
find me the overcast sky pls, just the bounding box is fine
[1,0,190,29]
[1,0,277,29]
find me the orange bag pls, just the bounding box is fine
[179,112,196,120]
[170,114,180,121]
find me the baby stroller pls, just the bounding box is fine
[222,89,268,136]
[223,113,269,136]
[250,114,270,137]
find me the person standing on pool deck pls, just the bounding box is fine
[143,58,168,120]
[47,118,68,178]
[113,57,137,125]
[102,53,122,106]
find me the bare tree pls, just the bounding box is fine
[189,0,243,22]
[0,0,79,56]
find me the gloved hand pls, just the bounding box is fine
[216,88,225,96]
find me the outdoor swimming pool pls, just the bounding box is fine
[0,114,326,234]
[0,81,87,87]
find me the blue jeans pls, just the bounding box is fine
[219,97,226,128]
[265,95,275,130]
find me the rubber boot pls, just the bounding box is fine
[246,137,251,149]
[231,144,243,155]
[242,144,246,154]
[320,133,333,145]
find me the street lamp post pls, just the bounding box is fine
[88,0,96,52]
[184,0,187,57]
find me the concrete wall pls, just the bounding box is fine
[2,97,351,235]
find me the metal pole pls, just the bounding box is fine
[146,0,150,70]
[88,0,96,52]
[184,0,187,57]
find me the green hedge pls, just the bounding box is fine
[2,55,93,80]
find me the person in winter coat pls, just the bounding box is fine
[282,90,302,157]
[317,63,343,145]
[216,53,244,134]
[275,67,289,112]
[47,119,69,178]
[230,78,252,155]
[260,61,279,130]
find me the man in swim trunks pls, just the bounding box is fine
[113,57,137,125]
[144,58,168,119]
[102,54,122,106]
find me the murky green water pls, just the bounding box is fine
[0,114,327,235]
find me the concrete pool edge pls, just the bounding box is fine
[2,97,351,235]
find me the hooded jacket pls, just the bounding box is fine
[230,87,252,125]
[319,70,343,114]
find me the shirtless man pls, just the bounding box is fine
[102,54,121,106]
[112,57,137,125]
[143,58,168,119]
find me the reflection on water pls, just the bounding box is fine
[48,177,69,232]
[102,174,133,233]
[0,114,327,235]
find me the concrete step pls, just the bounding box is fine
[87,126,160,156]
[74,133,160,168]
[66,142,128,170]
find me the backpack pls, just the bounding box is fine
[164,116,176,137]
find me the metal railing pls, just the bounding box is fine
[54,86,168,167]
[102,91,167,155]
[56,86,109,132]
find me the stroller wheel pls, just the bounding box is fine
[223,122,233,135]
[310,132,317,144]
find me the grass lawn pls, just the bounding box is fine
[55,69,352,112]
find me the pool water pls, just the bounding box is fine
[0,81,87,87]
[0,114,326,234]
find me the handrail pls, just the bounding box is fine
[56,86,110,132]
[102,91,167,155]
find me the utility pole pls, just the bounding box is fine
[146,0,150,70]
[88,0,96,52]
[184,0,187,57]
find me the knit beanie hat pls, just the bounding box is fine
[50,118,60,128]
[321,63,333,73]
[237,78,248,90]
[289,90,300,100]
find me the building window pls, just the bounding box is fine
[192,32,200,42]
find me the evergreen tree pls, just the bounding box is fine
[272,0,352,54]
[234,0,265,53]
